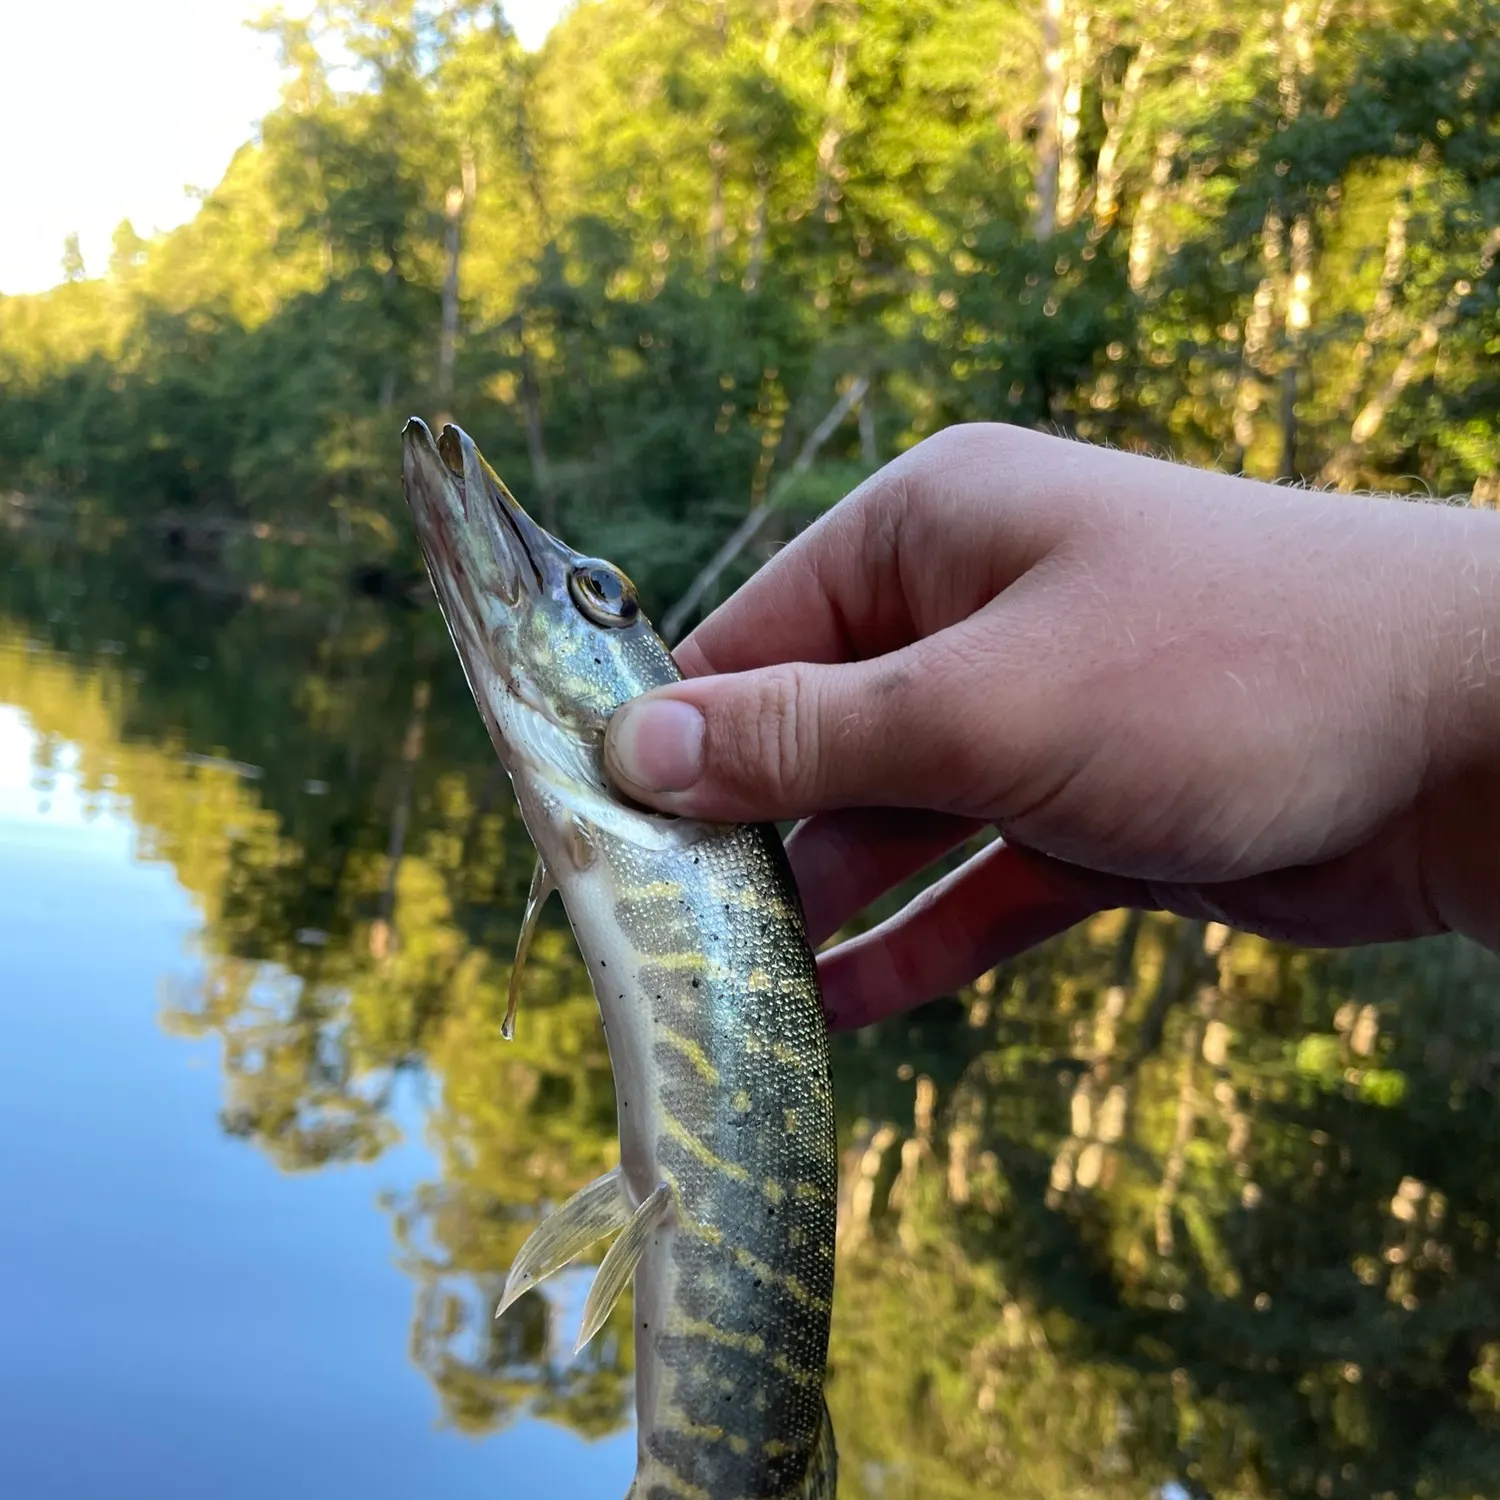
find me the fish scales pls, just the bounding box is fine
[400,419,839,1500]
[612,828,836,1500]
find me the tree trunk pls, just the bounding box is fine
[437,147,477,420]
[1280,211,1314,480]
[1230,205,1285,470]
[707,137,726,274]
[1151,924,1228,1257]
[1056,6,1090,230]
[1033,0,1066,237]
[1279,0,1310,118]
[1092,40,1153,233]
[1045,911,1144,1207]
[1126,130,1178,292]
[743,161,771,293]
[438,186,463,407]
[707,0,729,273]
[1342,177,1414,419]
[1273,1,1315,479]
[837,1122,900,1253]
[816,39,850,221]
[370,678,430,965]
[510,47,551,240]
[763,0,801,65]
[745,0,805,288]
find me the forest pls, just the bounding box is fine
[4,0,1500,1496]
[3,0,1500,614]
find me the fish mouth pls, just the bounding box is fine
[402,417,591,782]
[401,417,566,620]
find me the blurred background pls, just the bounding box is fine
[2,1,1500,1497]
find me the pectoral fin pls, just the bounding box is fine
[575,1182,672,1353]
[502,856,555,1041]
[496,1166,631,1320]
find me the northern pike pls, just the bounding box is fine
[401,419,839,1500]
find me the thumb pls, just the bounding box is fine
[603,634,1030,823]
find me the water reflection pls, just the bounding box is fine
[3,529,1500,1499]
[0,698,635,1499]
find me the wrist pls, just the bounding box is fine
[1422,502,1500,948]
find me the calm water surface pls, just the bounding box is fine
[0,710,634,1499]
[4,531,1500,1500]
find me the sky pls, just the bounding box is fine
[0,0,570,297]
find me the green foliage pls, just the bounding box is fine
[6,0,1497,625]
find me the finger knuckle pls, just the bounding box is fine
[910,421,1026,489]
[763,669,813,801]
[713,669,811,805]
[860,422,1034,544]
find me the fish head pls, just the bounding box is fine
[401,417,679,797]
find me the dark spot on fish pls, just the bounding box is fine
[691,979,699,988]
[600,960,607,968]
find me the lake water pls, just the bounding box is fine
[3,529,1500,1500]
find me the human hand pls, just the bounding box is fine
[603,424,1500,1030]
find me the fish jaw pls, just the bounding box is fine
[401,416,556,624]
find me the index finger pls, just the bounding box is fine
[672,423,1083,678]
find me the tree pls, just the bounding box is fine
[61,233,86,283]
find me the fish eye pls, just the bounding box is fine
[568,560,640,629]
